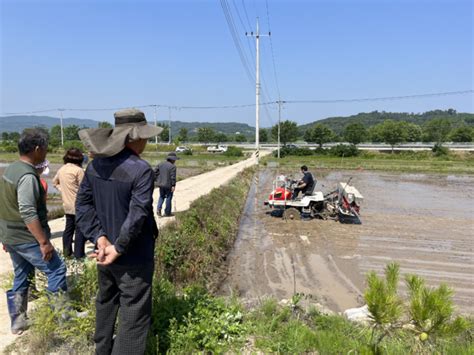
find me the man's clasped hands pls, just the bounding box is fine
[89,236,121,265]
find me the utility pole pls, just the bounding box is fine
[276,100,285,159]
[247,18,270,165]
[153,105,158,145]
[168,107,172,145]
[58,109,64,146]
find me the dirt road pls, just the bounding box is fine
[0,152,265,352]
[220,169,474,314]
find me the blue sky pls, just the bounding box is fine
[1,0,472,127]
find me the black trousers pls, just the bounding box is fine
[63,214,86,258]
[95,263,154,355]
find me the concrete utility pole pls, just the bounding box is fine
[58,109,64,146]
[276,100,285,159]
[247,18,270,165]
[153,105,158,145]
[168,107,172,145]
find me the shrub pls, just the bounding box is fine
[182,149,193,156]
[432,143,450,157]
[223,146,243,157]
[61,140,86,152]
[0,144,18,153]
[167,294,246,353]
[405,275,469,340]
[275,146,313,158]
[329,144,359,157]
[311,147,329,155]
[364,262,471,352]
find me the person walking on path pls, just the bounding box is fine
[154,152,179,217]
[0,129,67,335]
[53,148,87,259]
[76,109,161,355]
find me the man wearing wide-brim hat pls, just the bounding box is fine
[76,108,162,355]
[154,151,180,217]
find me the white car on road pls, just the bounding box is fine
[207,145,228,153]
[176,146,191,153]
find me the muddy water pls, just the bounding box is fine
[220,169,474,314]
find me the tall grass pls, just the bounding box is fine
[154,167,254,289]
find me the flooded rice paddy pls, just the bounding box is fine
[220,169,474,314]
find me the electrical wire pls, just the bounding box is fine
[4,90,472,115]
[265,0,281,101]
[285,90,474,104]
[220,0,255,86]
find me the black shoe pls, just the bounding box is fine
[157,210,162,217]
[164,213,174,217]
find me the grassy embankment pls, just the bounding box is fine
[264,150,474,174]
[4,167,473,354]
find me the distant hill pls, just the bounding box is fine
[0,115,101,133]
[164,121,254,137]
[0,115,256,137]
[299,110,474,135]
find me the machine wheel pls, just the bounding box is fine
[283,207,301,220]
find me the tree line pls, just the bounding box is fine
[1,117,473,152]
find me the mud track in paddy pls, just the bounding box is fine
[219,169,474,314]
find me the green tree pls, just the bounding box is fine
[197,127,217,143]
[259,128,268,143]
[159,125,170,142]
[215,133,228,143]
[98,121,113,128]
[271,120,298,146]
[423,118,452,144]
[377,120,408,152]
[304,124,336,147]
[49,125,62,147]
[368,125,384,143]
[343,123,366,145]
[449,126,472,142]
[64,125,81,141]
[1,132,9,141]
[234,134,247,143]
[9,132,20,142]
[400,122,422,142]
[178,128,188,142]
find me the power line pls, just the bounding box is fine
[222,0,275,128]
[265,0,281,101]
[3,90,472,115]
[241,0,253,30]
[220,0,255,86]
[285,90,474,104]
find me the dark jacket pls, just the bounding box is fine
[302,172,315,194]
[154,160,176,188]
[76,148,158,265]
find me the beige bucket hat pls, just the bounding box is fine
[79,109,163,157]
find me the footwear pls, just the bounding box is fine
[6,290,29,335]
[157,210,162,217]
[164,213,174,217]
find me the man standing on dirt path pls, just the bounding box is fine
[292,165,315,199]
[154,152,179,217]
[76,109,162,355]
[0,129,67,335]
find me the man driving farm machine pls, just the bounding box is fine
[292,165,315,199]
